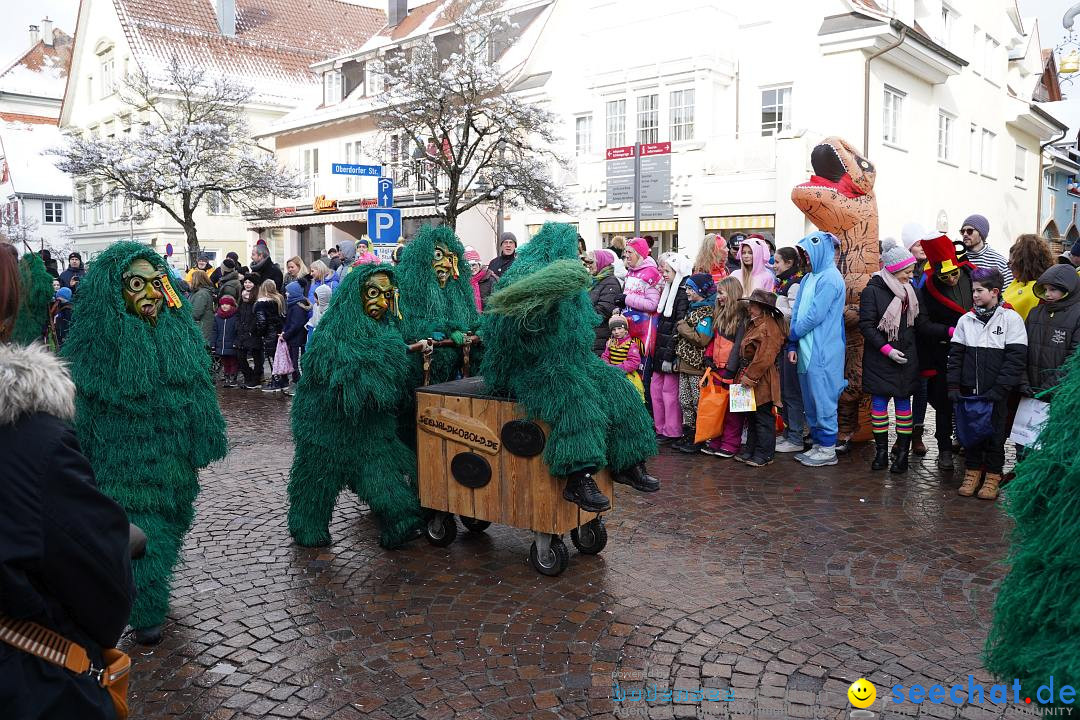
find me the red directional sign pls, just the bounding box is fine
[640,142,671,157]
[606,146,636,160]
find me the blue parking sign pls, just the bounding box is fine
[377,178,394,208]
[367,208,402,244]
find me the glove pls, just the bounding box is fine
[614,294,626,307]
[948,389,961,403]
[986,388,1006,403]
[661,361,673,373]
[702,357,716,370]
[431,331,446,341]
[450,330,466,346]
[887,349,908,364]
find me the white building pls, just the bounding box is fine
[0,21,74,252]
[256,0,1066,264]
[60,0,385,267]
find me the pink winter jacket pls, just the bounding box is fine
[738,239,777,297]
[623,256,662,312]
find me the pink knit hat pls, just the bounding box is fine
[464,246,481,263]
[627,236,650,258]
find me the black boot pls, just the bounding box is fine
[563,468,611,512]
[872,433,890,471]
[135,625,163,646]
[890,435,911,474]
[614,462,660,493]
[670,430,692,451]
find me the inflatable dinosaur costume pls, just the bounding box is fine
[791,136,880,445]
[985,346,1080,709]
[287,263,425,549]
[62,242,227,645]
[480,222,660,509]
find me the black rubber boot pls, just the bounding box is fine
[890,435,911,474]
[872,433,890,471]
[135,625,163,646]
[614,463,660,492]
[563,468,611,512]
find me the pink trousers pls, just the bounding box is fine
[650,370,682,438]
[707,412,745,453]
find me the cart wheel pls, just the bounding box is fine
[459,516,492,533]
[425,513,457,547]
[571,518,608,555]
[529,537,569,576]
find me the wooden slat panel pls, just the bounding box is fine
[416,393,448,511]
[442,394,475,519]
[470,396,501,523]
[527,415,558,534]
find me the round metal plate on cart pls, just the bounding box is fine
[500,420,546,457]
[451,452,491,488]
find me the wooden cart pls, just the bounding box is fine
[416,377,611,575]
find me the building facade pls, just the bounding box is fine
[1041,138,1080,254]
[0,21,75,253]
[258,0,1066,264]
[59,0,385,268]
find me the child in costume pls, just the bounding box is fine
[789,231,847,467]
[733,289,785,467]
[621,237,663,359]
[702,276,748,458]
[858,240,923,474]
[480,222,659,514]
[306,283,332,347]
[672,273,716,454]
[949,268,1027,500]
[736,237,776,297]
[62,241,227,645]
[287,264,426,549]
[653,252,692,442]
[773,247,808,453]
[602,315,644,401]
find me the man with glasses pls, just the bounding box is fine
[959,214,1012,288]
[916,234,975,470]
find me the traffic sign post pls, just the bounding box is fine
[331,163,383,177]
[377,178,394,208]
[604,142,672,236]
[367,208,402,245]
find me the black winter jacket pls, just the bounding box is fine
[216,270,241,302]
[916,269,973,376]
[212,312,239,357]
[235,299,259,351]
[947,303,1028,401]
[282,301,310,348]
[588,273,623,354]
[654,281,689,368]
[0,344,133,720]
[1025,265,1080,398]
[251,257,284,292]
[858,275,924,397]
[254,298,284,355]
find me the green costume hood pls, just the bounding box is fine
[396,224,480,340]
[12,252,54,346]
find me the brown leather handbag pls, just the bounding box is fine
[0,614,130,719]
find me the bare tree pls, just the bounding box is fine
[372,0,570,230]
[52,57,303,265]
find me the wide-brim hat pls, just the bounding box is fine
[739,289,782,317]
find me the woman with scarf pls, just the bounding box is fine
[859,240,925,473]
[465,247,496,311]
[652,251,692,442]
[585,248,623,355]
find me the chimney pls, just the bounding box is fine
[215,0,236,37]
[41,17,54,47]
[388,0,408,27]
[29,24,40,46]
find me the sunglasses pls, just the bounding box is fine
[960,228,977,235]
[937,269,960,280]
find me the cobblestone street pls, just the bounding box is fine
[123,389,1030,720]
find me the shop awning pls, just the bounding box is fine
[703,215,774,230]
[248,204,438,229]
[527,222,578,236]
[597,219,677,233]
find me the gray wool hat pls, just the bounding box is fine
[881,238,916,273]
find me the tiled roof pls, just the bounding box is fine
[0,112,58,125]
[0,29,74,99]
[113,0,386,106]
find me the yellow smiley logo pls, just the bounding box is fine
[848,678,876,708]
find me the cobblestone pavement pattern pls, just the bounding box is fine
[122,390,1030,720]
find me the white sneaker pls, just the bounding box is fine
[775,439,804,453]
[793,444,819,463]
[800,446,838,467]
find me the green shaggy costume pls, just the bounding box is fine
[287,264,424,549]
[396,224,480,387]
[480,222,657,480]
[62,242,226,633]
[985,347,1080,706]
[12,252,53,345]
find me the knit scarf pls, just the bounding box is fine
[874,270,919,342]
[590,264,614,288]
[974,302,998,324]
[775,267,804,297]
[469,268,488,310]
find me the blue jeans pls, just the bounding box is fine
[780,354,806,443]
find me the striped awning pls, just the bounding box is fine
[597,219,678,233]
[703,215,774,230]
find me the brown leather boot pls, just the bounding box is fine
[977,473,1001,500]
[911,426,927,456]
[958,469,982,497]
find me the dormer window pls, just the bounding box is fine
[323,69,342,106]
[95,40,117,98]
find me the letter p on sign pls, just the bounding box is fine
[367,208,402,244]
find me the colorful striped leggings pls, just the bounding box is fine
[871,395,912,436]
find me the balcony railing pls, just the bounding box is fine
[385,159,452,196]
